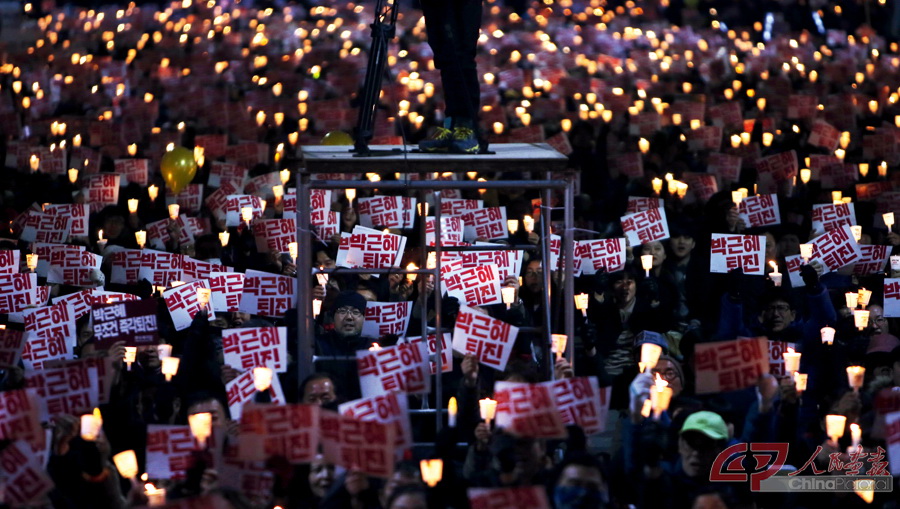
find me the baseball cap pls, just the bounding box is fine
[680,411,728,441]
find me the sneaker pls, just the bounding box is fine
[450,127,480,154]
[419,127,453,152]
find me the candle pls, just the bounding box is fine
[113,450,138,479]
[850,423,861,448]
[522,215,535,233]
[574,293,589,317]
[345,188,356,205]
[857,288,872,309]
[731,190,743,208]
[315,269,328,287]
[820,326,836,345]
[859,163,869,177]
[892,255,900,271]
[253,367,273,392]
[479,398,497,426]
[241,206,254,225]
[641,254,653,277]
[638,137,650,154]
[288,242,298,264]
[188,412,212,447]
[68,168,78,184]
[218,231,230,247]
[832,190,843,203]
[144,484,167,507]
[405,262,418,285]
[161,356,180,381]
[851,225,862,242]
[157,344,173,359]
[799,244,813,262]
[420,459,443,487]
[124,346,136,370]
[135,230,146,249]
[854,309,869,330]
[551,334,568,361]
[793,372,808,393]
[168,203,180,220]
[272,185,284,202]
[196,288,211,309]
[26,254,38,272]
[312,298,322,318]
[507,219,519,234]
[845,292,859,309]
[846,365,865,391]
[128,198,139,214]
[885,212,895,231]
[501,286,517,309]
[80,408,103,441]
[417,202,429,216]
[782,347,801,374]
[651,177,663,195]
[639,343,663,372]
[148,185,159,202]
[799,168,811,184]
[448,397,457,428]
[825,414,847,443]
[369,343,382,351]
[650,373,673,420]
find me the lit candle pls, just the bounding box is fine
[135,231,146,249]
[501,286,517,310]
[168,203,180,220]
[850,423,861,448]
[857,288,872,309]
[639,343,662,372]
[288,242,298,264]
[188,412,212,448]
[241,206,254,225]
[650,373,673,420]
[832,190,843,203]
[884,212,895,231]
[825,414,847,444]
[799,244,813,263]
[845,292,859,309]
[731,190,743,208]
[782,347,801,374]
[651,177,663,195]
[312,298,322,318]
[369,342,381,351]
[345,188,356,205]
[800,168,811,184]
[641,254,653,277]
[272,185,284,203]
[197,288,211,309]
[148,185,158,202]
[420,459,443,487]
[522,215,535,233]
[574,293,589,317]
[854,309,869,330]
[124,346,137,370]
[218,231,229,247]
[768,260,782,287]
[551,334,568,361]
[161,356,180,381]
[113,450,138,479]
[253,367,273,392]
[793,372,808,393]
[68,168,78,184]
[479,398,497,426]
[859,163,869,178]
[280,169,291,185]
[448,397,457,428]
[638,137,650,154]
[80,408,103,441]
[128,198,139,214]
[144,484,166,507]
[157,344,173,359]
[850,225,862,242]
[846,365,865,391]
[507,219,519,235]
[26,253,38,272]
[821,326,836,345]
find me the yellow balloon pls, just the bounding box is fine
[321,131,354,146]
[160,147,197,195]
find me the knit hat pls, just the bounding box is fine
[332,291,367,315]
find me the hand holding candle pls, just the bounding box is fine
[768,260,781,287]
[574,293,589,317]
[825,414,846,444]
[782,347,801,374]
[846,365,865,392]
[479,398,497,426]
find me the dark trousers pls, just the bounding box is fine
[421,0,482,122]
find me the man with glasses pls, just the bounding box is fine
[315,291,371,400]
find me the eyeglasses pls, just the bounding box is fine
[334,307,363,317]
[765,304,791,313]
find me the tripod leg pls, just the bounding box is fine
[353,0,399,155]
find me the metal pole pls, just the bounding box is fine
[297,173,314,391]
[540,179,553,381]
[417,187,430,411]
[432,186,444,433]
[563,170,575,369]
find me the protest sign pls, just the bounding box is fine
[91,299,159,349]
[884,278,900,317]
[238,269,295,318]
[452,306,519,371]
[400,333,452,374]
[114,158,149,186]
[222,327,288,373]
[444,264,503,307]
[0,250,18,274]
[22,304,76,369]
[110,248,144,285]
[356,342,430,397]
[357,196,415,229]
[225,369,286,420]
[0,273,38,314]
[47,247,102,287]
[252,218,296,253]
[361,301,412,339]
[494,381,567,439]
[0,390,44,445]
[43,204,89,238]
[441,198,483,216]
[468,487,551,509]
[809,225,862,272]
[548,377,610,435]
[25,363,98,418]
[811,203,855,233]
[238,404,319,464]
[461,207,508,241]
[320,410,396,479]
[83,174,120,212]
[139,251,185,287]
[20,212,71,244]
[209,272,244,312]
[146,425,205,480]
[339,391,413,460]
[710,234,766,275]
[0,329,26,369]
[575,238,626,275]
[626,197,664,214]
[225,194,265,227]
[0,441,54,506]
[852,245,890,276]
[163,279,214,331]
[694,337,769,393]
[886,410,900,476]
[738,194,780,228]
[621,207,669,246]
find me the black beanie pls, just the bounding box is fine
[332,291,367,315]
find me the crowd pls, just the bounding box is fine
[1,0,900,508]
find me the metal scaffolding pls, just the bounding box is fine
[296,143,575,434]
